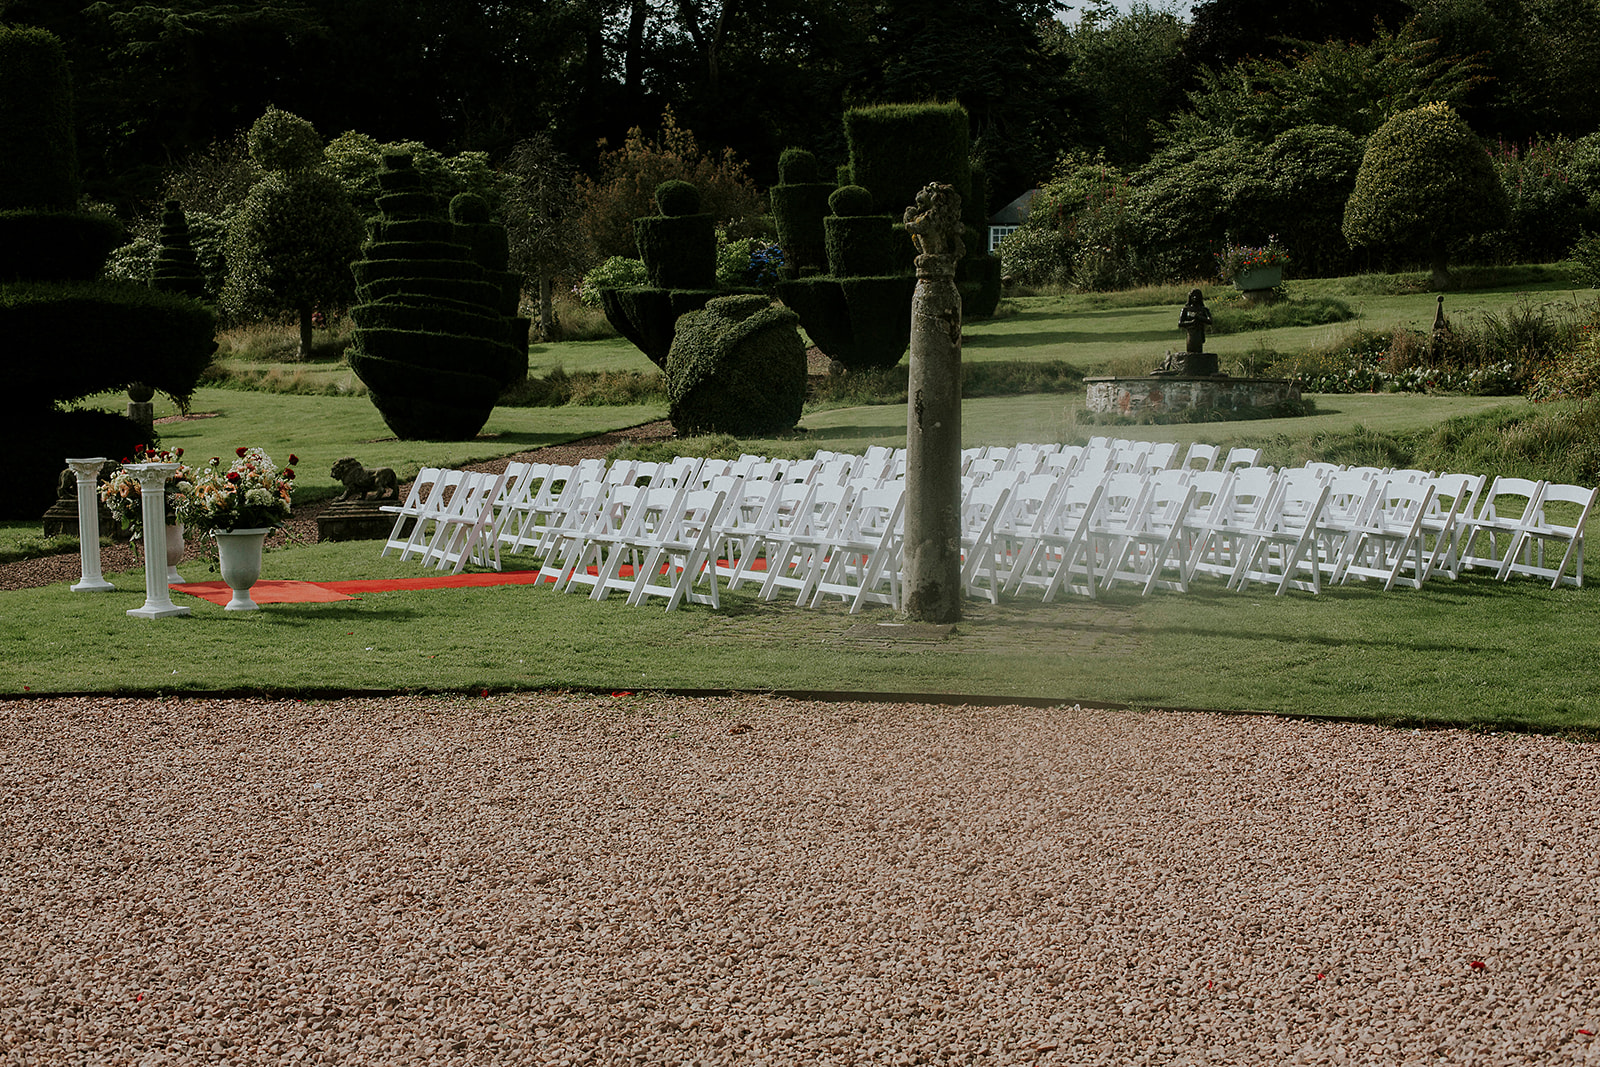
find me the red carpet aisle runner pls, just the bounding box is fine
[172,561,772,606]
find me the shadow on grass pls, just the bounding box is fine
[967,329,1175,348]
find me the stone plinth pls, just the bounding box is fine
[1086,375,1300,418]
[317,501,394,542]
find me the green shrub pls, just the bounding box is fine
[997,226,1072,288]
[824,214,897,276]
[576,256,648,307]
[0,27,78,211]
[150,200,206,299]
[634,211,716,289]
[1209,295,1356,334]
[654,180,701,216]
[245,107,323,172]
[599,286,723,368]
[842,102,971,218]
[0,210,125,282]
[1343,103,1509,287]
[665,294,807,436]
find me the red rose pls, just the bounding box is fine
[284,469,295,479]
[227,472,241,483]
[211,457,220,466]
[288,454,298,465]
[174,448,183,457]
[236,447,248,457]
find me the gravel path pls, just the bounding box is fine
[4,692,1599,1065]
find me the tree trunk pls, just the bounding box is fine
[538,276,555,342]
[1430,250,1451,291]
[297,304,314,362]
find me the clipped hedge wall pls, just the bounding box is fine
[771,149,832,278]
[348,154,527,440]
[0,27,77,211]
[0,210,125,282]
[842,102,971,218]
[599,286,724,368]
[775,275,914,371]
[666,294,806,436]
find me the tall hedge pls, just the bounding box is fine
[1343,103,1509,288]
[348,154,527,440]
[0,26,215,517]
[843,103,972,219]
[0,28,77,211]
[770,148,833,278]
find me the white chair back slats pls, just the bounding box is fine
[1497,481,1597,588]
[1102,476,1197,595]
[1301,461,1344,482]
[420,468,513,574]
[380,467,443,558]
[576,483,678,601]
[1143,441,1180,473]
[1313,471,1382,582]
[1230,471,1331,595]
[1418,472,1485,581]
[1181,442,1220,472]
[759,481,855,602]
[1222,446,1262,472]
[958,475,1022,603]
[1187,467,1274,581]
[399,468,466,563]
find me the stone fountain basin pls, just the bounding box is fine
[1085,374,1301,417]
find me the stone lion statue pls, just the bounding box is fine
[330,457,399,502]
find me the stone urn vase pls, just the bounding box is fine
[212,527,271,611]
[163,523,186,585]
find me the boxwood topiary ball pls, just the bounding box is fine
[829,185,875,217]
[654,180,701,217]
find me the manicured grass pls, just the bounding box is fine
[3,541,1594,733]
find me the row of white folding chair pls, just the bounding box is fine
[1453,476,1597,588]
[379,466,514,573]
[380,466,447,558]
[755,478,905,612]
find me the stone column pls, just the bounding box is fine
[65,457,114,592]
[122,463,190,619]
[901,183,965,623]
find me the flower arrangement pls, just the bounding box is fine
[1215,236,1291,283]
[180,446,296,535]
[99,445,195,539]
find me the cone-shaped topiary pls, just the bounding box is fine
[665,294,807,436]
[1,26,215,516]
[1343,103,1509,290]
[150,200,206,300]
[348,154,528,440]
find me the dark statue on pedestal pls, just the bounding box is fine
[1153,289,1220,377]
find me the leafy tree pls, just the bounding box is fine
[574,106,764,263]
[499,134,583,341]
[1040,1,1189,168]
[1343,102,1509,289]
[223,108,363,356]
[1184,0,1414,70]
[322,130,498,222]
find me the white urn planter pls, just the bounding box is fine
[164,523,187,585]
[213,527,271,611]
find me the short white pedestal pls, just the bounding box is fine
[66,457,114,592]
[122,463,190,619]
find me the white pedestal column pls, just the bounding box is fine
[122,463,190,619]
[66,457,114,592]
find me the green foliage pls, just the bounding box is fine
[665,294,807,436]
[348,154,528,440]
[0,210,125,282]
[574,107,764,263]
[150,200,205,299]
[1463,137,1596,265]
[824,214,897,277]
[997,225,1073,288]
[654,180,701,216]
[576,257,649,307]
[777,147,821,184]
[323,130,498,223]
[841,102,971,218]
[499,367,664,407]
[245,107,322,172]
[1342,103,1510,282]
[770,172,832,278]
[1528,301,1600,402]
[1248,126,1365,277]
[1209,295,1357,334]
[1,281,216,405]
[598,286,724,368]
[222,169,364,327]
[828,185,875,217]
[0,26,77,210]
[634,212,717,289]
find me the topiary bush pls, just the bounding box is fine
[633,180,717,289]
[1343,103,1509,289]
[150,200,206,299]
[824,186,897,277]
[0,25,215,517]
[347,153,528,440]
[665,294,807,436]
[770,147,833,277]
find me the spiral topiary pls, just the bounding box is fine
[665,294,807,436]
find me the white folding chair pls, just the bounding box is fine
[759,482,854,602]
[628,487,728,610]
[560,483,663,600]
[380,467,443,558]
[1337,478,1438,590]
[1100,470,1196,595]
[1222,446,1261,472]
[1497,481,1596,588]
[1186,467,1275,582]
[959,474,1021,603]
[1181,443,1220,472]
[1312,471,1382,582]
[1456,476,1547,579]
[805,483,905,612]
[1009,477,1105,601]
[418,469,512,573]
[1420,472,1484,581]
[1231,471,1330,595]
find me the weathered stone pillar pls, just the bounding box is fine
[65,457,114,592]
[122,463,190,619]
[901,183,965,623]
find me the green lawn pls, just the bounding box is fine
[10,269,1595,733]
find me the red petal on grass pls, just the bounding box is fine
[612,691,634,697]
[1469,960,1487,970]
